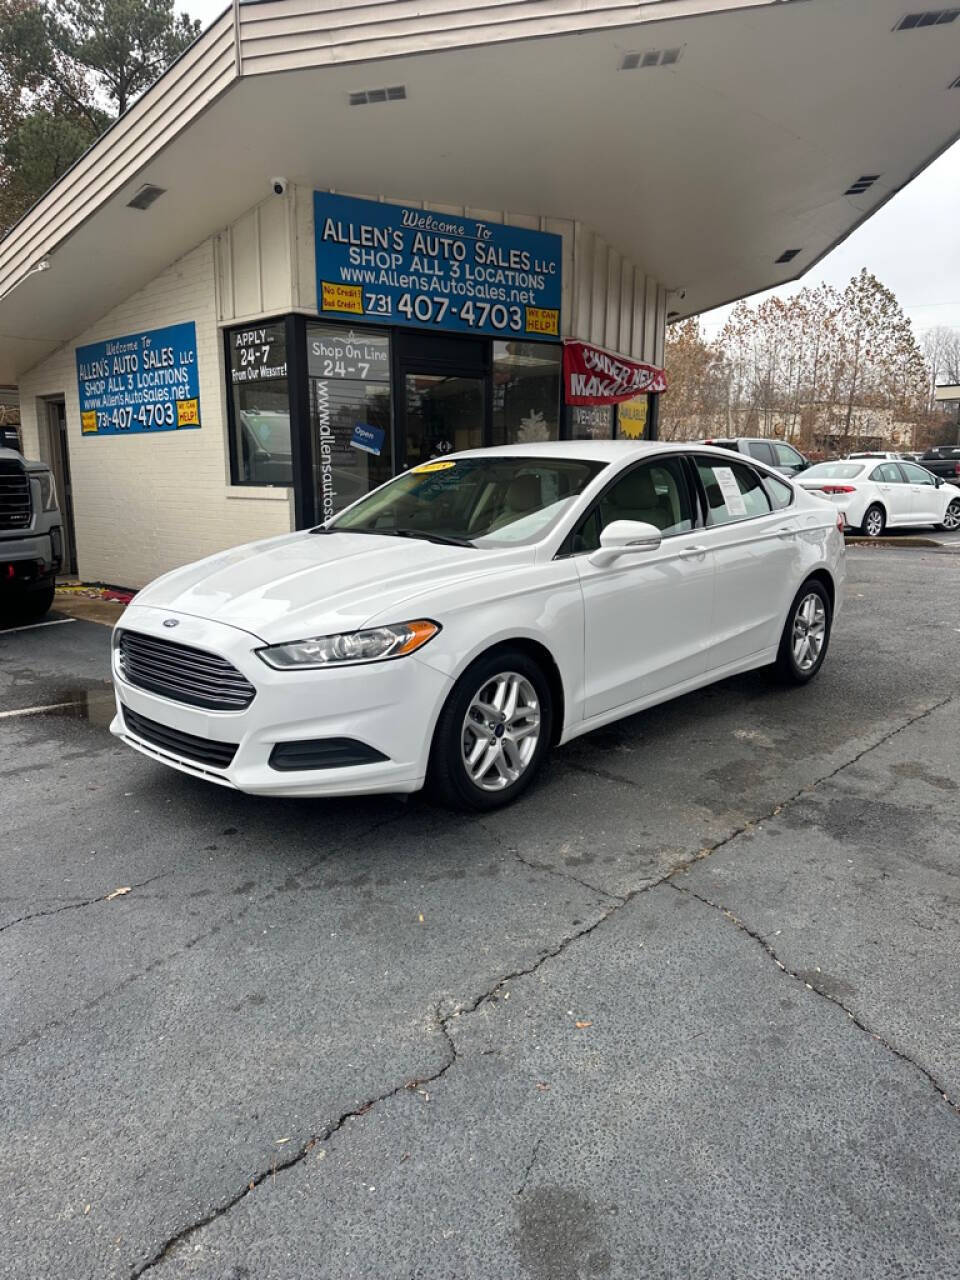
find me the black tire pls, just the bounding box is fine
[774,579,832,686]
[860,504,885,538]
[10,581,55,622]
[936,499,960,533]
[428,646,554,811]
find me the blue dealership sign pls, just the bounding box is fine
[76,321,201,436]
[314,192,562,341]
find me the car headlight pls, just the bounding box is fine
[35,471,58,512]
[257,620,440,670]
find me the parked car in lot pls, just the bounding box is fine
[111,441,845,809]
[797,459,960,536]
[917,446,960,483]
[701,437,809,476]
[1,446,62,622]
[847,451,905,461]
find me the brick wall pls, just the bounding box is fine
[18,238,293,589]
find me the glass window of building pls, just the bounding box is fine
[307,324,392,522]
[492,342,561,445]
[228,322,292,485]
[617,395,648,440]
[569,404,614,440]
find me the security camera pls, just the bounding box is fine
[270,177,288,197]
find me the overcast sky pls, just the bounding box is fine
[700,141,960,341]
[183,1,959,341]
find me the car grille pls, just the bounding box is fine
[0,458,31,530]
[117,630,256,711]
[122,706,238,769]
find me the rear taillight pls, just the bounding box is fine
[954,463,960,476]
[819,485,856,494]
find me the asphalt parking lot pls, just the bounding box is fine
[3,546,959,1280]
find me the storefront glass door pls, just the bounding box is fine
[402,372,485,468]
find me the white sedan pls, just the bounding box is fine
[111,442,845,810]
[797,459,960,537]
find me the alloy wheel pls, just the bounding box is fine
[792,593,827,673]
[865,508,884,537]
[461,671,541,792]
[944,501,960,532]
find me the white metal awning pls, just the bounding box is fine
[1,0,958,381]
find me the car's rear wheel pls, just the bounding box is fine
[428,647,553,811]
[860,504,885,538]
[774,580,832,685]
[936,499,960,532]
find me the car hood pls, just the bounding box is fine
[132,531,535,643]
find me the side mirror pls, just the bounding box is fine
[589,519,662,568]
[934,475,944,487]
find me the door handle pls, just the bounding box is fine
[679,545,707,558]
[777,525,796,537]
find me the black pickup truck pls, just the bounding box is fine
[919,446,960,482]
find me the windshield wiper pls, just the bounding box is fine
[310,526,474,547]
[386,528,475,548]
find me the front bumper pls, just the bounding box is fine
[110,604,453,797]
[1,531,58,588]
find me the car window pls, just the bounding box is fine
[563,457,694,555]
[764,474,794,509]
[598,458,695,537]
[696,458,772,525]
[773,442,804,468]
[329,455,607,547]
[901,462,935,486]
[871,463,902,483]
[805,463,866,479]
[747,441,776,465]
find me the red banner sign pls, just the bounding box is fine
[563,339,667,405]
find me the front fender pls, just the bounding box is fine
[412,560,585,737]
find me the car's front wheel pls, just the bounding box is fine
[774,580,832,685]
[9,580,55,622]
[428,647,553,811]
[936,499,960,532]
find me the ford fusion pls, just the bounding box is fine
[111,442,845,810]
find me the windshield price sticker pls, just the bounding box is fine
[713,466,748,517]
[314,192,562,341]
[76,322,201,436]
[413,460,457,473]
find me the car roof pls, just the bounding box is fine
[442,440,752,464]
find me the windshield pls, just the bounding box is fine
[803,463,866,479]
[326,455,607,547]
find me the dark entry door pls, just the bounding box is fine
[394,332,490,470]
[45,400,77,575]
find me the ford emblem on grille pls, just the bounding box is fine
[162,618,179,628]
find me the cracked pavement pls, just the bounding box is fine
[1,547,959,1279]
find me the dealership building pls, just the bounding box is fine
[1,0,958,587]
